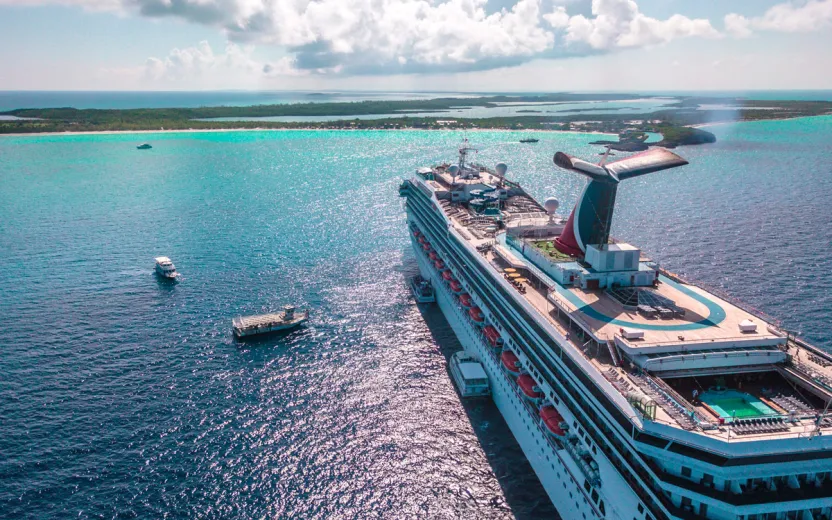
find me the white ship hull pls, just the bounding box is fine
[411,233,632,520]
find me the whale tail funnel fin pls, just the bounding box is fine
[553,149,688,256]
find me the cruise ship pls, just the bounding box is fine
[399,141,832,520]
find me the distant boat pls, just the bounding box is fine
[519,138,539,143]
[154,256,178,279]
[137,144,152,150]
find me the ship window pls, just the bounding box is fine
[584,480,591,492]
[591,489,599,503]
[638,504,644,513]
[599,501,605,516]
[681,466,692,478]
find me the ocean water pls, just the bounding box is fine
[1,118,831,518]
[0,91,480,112]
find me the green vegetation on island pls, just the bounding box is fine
[1,94,830,149]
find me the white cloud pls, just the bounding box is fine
[14,0,723,74]
[561,0,719,50]
[725,0,832,37]
[140,41,303,81]
[724,13,752,38]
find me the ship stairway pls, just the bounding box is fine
[606,340,621,367]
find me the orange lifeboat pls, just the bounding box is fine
[442,270,453,282]
[413,230,421,238]
[501,350,521,375]
[422,242,431,251]
[450,280,463,293]
[429,252,438,261]
[459,294,473,307]
[418,236,426,244]
[483,325,502,347]
[517,374,543,400]
[469,306,485,325]
[434,260,446,270]
[539,405,566,437]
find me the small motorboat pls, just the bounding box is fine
[137,143,152,150]
[520,138,539,143]
[409,275,435,303]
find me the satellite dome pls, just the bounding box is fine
[544,197,560,214]
[448,165,460,175]
[495,163,508,176]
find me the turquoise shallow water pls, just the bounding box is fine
[1,119,831,518]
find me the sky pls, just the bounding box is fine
[0,0,831,91]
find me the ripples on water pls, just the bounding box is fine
[1,120,830,518]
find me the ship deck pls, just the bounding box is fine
[428,189,832,442]
[548,274,782,349]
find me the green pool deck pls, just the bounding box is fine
[699,389,778,419]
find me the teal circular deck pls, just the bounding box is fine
[554,275,727,331]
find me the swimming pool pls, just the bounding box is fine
[699,389,777,419]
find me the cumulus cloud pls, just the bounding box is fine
[13,0,723,75]
[559,0,719,49]
[141,41,303,81]
[725,0,832,37]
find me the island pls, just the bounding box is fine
[1,94,830,149]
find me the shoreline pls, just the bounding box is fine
[0,127,617,138]
[690,113,832,129]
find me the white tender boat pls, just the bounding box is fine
[449,351,490,397]
[232,305,309,338]
[154,256,178,279]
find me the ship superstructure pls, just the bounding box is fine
[399,142,832,520]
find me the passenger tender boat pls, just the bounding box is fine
[400,139,832,520]
[232,305,308,338]
[409,275,435,303]
[449,351,490,397]
[137,143,152,150]
[154,256,178,279]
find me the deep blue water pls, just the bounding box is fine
[1,119,831,518]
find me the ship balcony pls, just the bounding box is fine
[651,462,832,508]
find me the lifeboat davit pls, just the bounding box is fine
[501,350,521,375]
[429,251,438,261]
[459,294,473,307]
[468,306,485,325]
[442,270,453,282]
[450,280,463,293]
[517,374,543,401]
[540,405,566,436]
[483,325,502,348]
[434,260,446,270]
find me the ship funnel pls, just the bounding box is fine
[553,148,689,256]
